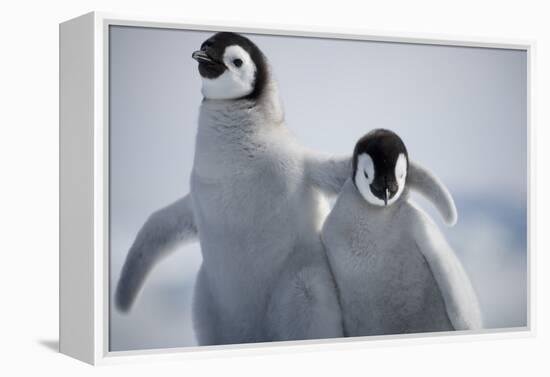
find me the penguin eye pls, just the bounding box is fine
[364,171,369,180]
[233,58,243,68]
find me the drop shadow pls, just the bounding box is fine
[38,339,59,353]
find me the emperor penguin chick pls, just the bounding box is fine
[321,129,482,337]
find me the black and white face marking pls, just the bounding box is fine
[352,129,409,207]
[191,32,267,100]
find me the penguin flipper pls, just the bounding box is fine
[305,152,352,195]
[409,204,483,330]
[408,161,458,226]
[115,194,198,312]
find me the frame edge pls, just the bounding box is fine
[59,11,97,365]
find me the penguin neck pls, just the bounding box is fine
[200,67,285,131]
[194,71,289,182]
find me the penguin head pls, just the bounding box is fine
[192,32,267,100]
[353,129,409,207]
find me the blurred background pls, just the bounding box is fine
[109,26,527,351]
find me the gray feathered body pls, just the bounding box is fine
[190,85,343,344]
[322,179,482,337]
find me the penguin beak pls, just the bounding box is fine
[192,50,216,64]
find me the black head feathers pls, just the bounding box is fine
[193,32,268,100]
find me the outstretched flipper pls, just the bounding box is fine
[115,194,198,312]
[304,152,352,196]
[410,203,482,330]
[408,161,458,226]
[305,153,457,225]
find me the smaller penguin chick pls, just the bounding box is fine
[322,129,482,337]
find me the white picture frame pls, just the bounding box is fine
[59,11,535,365]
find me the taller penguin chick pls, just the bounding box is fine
[322,129,482,337]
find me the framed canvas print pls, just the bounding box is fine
[59,12,533,365]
